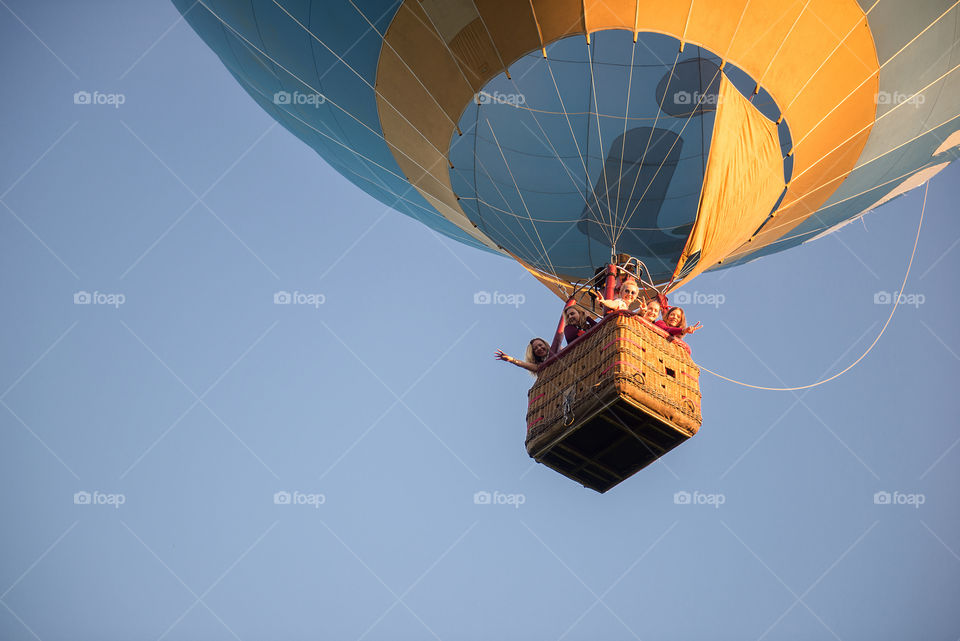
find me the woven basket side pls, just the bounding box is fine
[526,313,703,449]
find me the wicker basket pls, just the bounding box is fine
[525,312,702,492]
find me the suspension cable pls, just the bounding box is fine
[700,181,928,391]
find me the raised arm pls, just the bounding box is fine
[494,349,539,374]
[684,322,703,335]
[593,293,624,311]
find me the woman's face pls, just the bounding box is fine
[666,308,683,327]
[644,301,660,321]
[564,307,582,325]
[619,282,640,304]
[531,340,550,358]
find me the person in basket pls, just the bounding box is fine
[654,306,702,354]
[561,305,597,346]
[494,338,550,376]
[594,277,641,312]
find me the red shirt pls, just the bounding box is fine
[563,317,597,345]
[653,320,692,354]
[654,320,685,337]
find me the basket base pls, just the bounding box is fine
[528,394,692,493]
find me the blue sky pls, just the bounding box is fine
[1,2,959,640]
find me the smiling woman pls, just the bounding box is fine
[2,0,959,639]
[494,337,549,377]
[168,0,960,499]
[524,310,702,492]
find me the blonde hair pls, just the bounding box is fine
[525,338,549,365]
[618,278,639,295]
[564,305,588,326]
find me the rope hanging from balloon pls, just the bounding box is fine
[699,181,928,391]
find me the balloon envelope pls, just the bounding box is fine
[174,0,960,288]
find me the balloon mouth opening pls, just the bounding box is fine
[449,30,792,283]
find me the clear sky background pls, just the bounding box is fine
[1,2,959,640]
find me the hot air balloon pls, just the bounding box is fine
[174,0,960,490]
